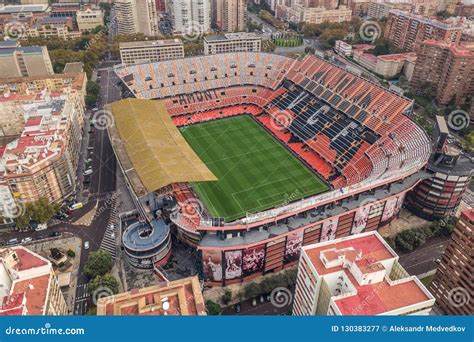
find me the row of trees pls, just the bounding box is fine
[22,27,108,78]
[14,198,60,230]
[84,250,120,298]
[205,269,298,315]
[385,216,456,252]
[86,80,100,108]
[259,10,286,30]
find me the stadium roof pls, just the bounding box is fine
[108,99,217,197]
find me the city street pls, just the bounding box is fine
[398,235,449,277]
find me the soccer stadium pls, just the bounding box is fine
[110,52,438,285]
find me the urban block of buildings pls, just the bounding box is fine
[384,10,464,52]
[0,71,86,219]
[293,231,435,316]
[0,3,104,39]
[334,41,417,80]
[410,40,474,106]
[0,246,67,315]
[114,0,160,36]
[276,4,352,25]
[96,276,206,316]
[350,0,439,17]
[0,44,53,78]
[204,32,261,55]
[213,0,247,32]
[429,209,473,316]
[119,39,184,66]
[167,0,211,35]
[76,8,104,32]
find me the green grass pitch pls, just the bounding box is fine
[180,115,329,222]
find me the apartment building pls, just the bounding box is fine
[293,232,435,316]
[277,4,352,25]
[96,276,206,316]
[76,8,104,32]
[352,48,417,79]
[410,40,474,106]
[0,90,84,204]
[0,4,50,34]
[168,0,211,34]
[119,39,184,66]
[114,0,159,36]
[213,0,246,32]
[204,33,261,55]
[385,10,464,52]
[0,46,53,78]
[0,246,68,315]
[430,209,473,315]
[367,1,412,19]
[26,16,81,39]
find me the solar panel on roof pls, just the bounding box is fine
[339,100,351,111]
[330,95,342,106]
[306,81,317,92]
[357,110,369,122]
[300,78,310,88]
[347,105,359,116]
[321,90,332,100]
[314,85,324,96]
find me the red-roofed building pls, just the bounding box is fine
[0,93,84,204]
[293,231,435,316]
[96,276,206,316]
[0,246,67,316]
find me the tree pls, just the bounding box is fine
[222,290,232,305]
[244,282,261,299]
[205,300,222,315]
[84,250,113,279]
[319,29,346,49]
[13,197,59,230]
[262,39,276,53]
[89,274,119,296]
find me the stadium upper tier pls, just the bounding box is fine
[114,53,431,228]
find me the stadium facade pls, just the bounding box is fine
[109,52,472,285]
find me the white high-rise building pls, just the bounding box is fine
[168,0,211,34]
[114,0,159,36]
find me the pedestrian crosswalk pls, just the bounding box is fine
[75,283,89,301]
[100,195,118,259]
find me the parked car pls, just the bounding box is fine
[21,237,32,243]
[49,232,62,238]
[84,241,90,250]
[33,236,44,241]
[7,238,18,245]
[83,169,93,176]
